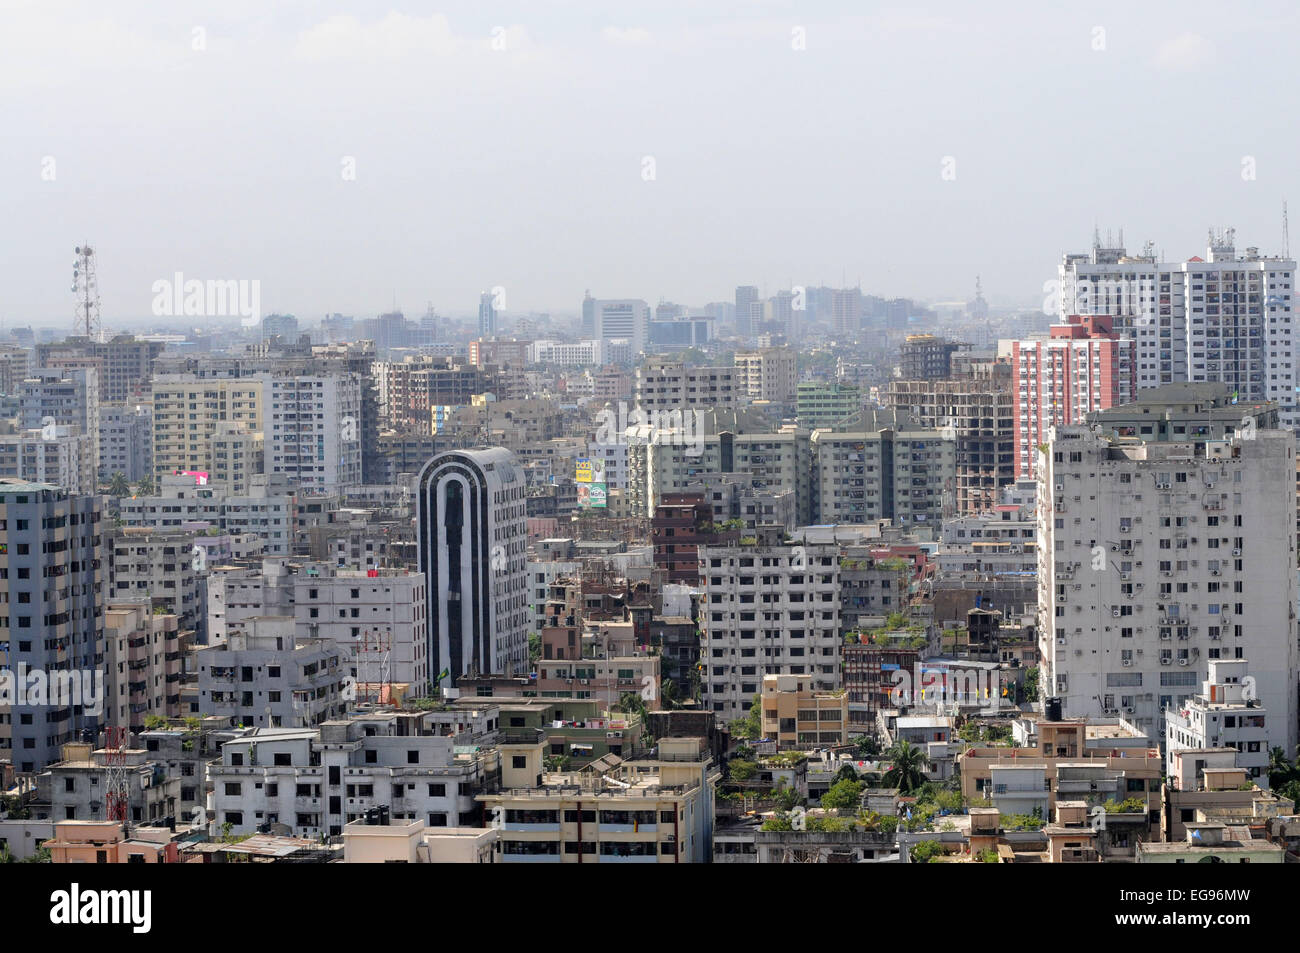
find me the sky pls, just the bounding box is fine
[3,0,1300,329]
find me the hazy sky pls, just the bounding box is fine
[5,0,1300,329]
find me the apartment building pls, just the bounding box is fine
[810,409,956,527]
[759,674,848,749]
[206,560,298,645]
[0,426,95,495]
[0,480,104,772]
[1166,659,1270,787]
[1037,419,1297,751]
[108,526,204,637]
[885,359,1015,515]
[98,403,153,482]
[35,335,165,403]
[210,422,264,495]
[206,715,489,838]
[1010,315,1137,479]
[292,568,429,698]
[733,348,797,404]
[796,381,860,428]
[698,529,841,721]
[636,359,737,411]
[196,617,347,729]
[102,606,182,736]
[40,742,180,826]
[151,375,263,480]
[478,736,718,863]
[959,718,1164,835]
[262,372,362,492]
[1057,231,1296,424]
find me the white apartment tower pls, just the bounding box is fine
[699,529,841,722]
[1057,230,1296,425]
[261,372,362,492]
[1037,424,1297,753]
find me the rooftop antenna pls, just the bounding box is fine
[103,725,131,834]
[72,243,101,341]
[1284,201,1290,258]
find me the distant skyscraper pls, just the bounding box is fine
[831,288,862,336]
[592,299,650,360]
[581,291,596,337]
[417,448,529,685]
[735,286,759,337]
[478,291,498,339]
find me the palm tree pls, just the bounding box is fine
[108,472,131,497]
[135,474,156,496]
[882,739,930,794]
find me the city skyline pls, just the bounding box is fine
[6,1,1300,323]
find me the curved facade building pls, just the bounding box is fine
[416,448,528,688]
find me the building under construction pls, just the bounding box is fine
[884,358,1015,516]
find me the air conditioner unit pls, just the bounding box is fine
[1055,483,1064,492]
[1178,659,1189,667]
[1122,659,1132,667]
[1110,544,1118,552]
[1160,658,1171,665]
[1112,608,1121,617]
[1124,706,1135,714]
[1232,549,1241,556]
[1056,637,1066,645]
[1211,569,1220,576]
[579,678,590,685]
[1120,572,1130,581]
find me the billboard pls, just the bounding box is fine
[577,483,608,508]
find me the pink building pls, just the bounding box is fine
[1011,315,1136,479]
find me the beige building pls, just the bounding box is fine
[151,375,263,480]
[210,422,264,495]
[478,737,719,863]
[103,605,183,735]
[734,348,797,404]
[342,819,497,863]
[760,674,849,749]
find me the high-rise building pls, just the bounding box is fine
[35,335,164,403]
[1037,408,1296,751]
[261,372,362,493]
[734,347,797,404]
[0,480,104,772]
[593,299,650,359]
[1010,315,1137,479]
[416,448,528,686]
[478,291,498,339]
[885,359,1016,515]
[20,367,99,477]
[831,287,863,336]
[900,334,962,380]
[151,375,263,481]
[698,527,841,722]
[1057,230,1296,425]
[810,408,956,526]
[635,359,737,410]
[734,286,759,338]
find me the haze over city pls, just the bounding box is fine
[6,0,1300,325]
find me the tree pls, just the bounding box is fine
[728,694,762,741]
[908,840,943,863]
[108,472,131,497]
[135,474,156,496]
[882,739,930,795]
[834,764,859,784]
[852,734,881,759]
[527,632,542,667]
[143,714,167,731]
[821,778,864,811]
[729,760,758,782]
